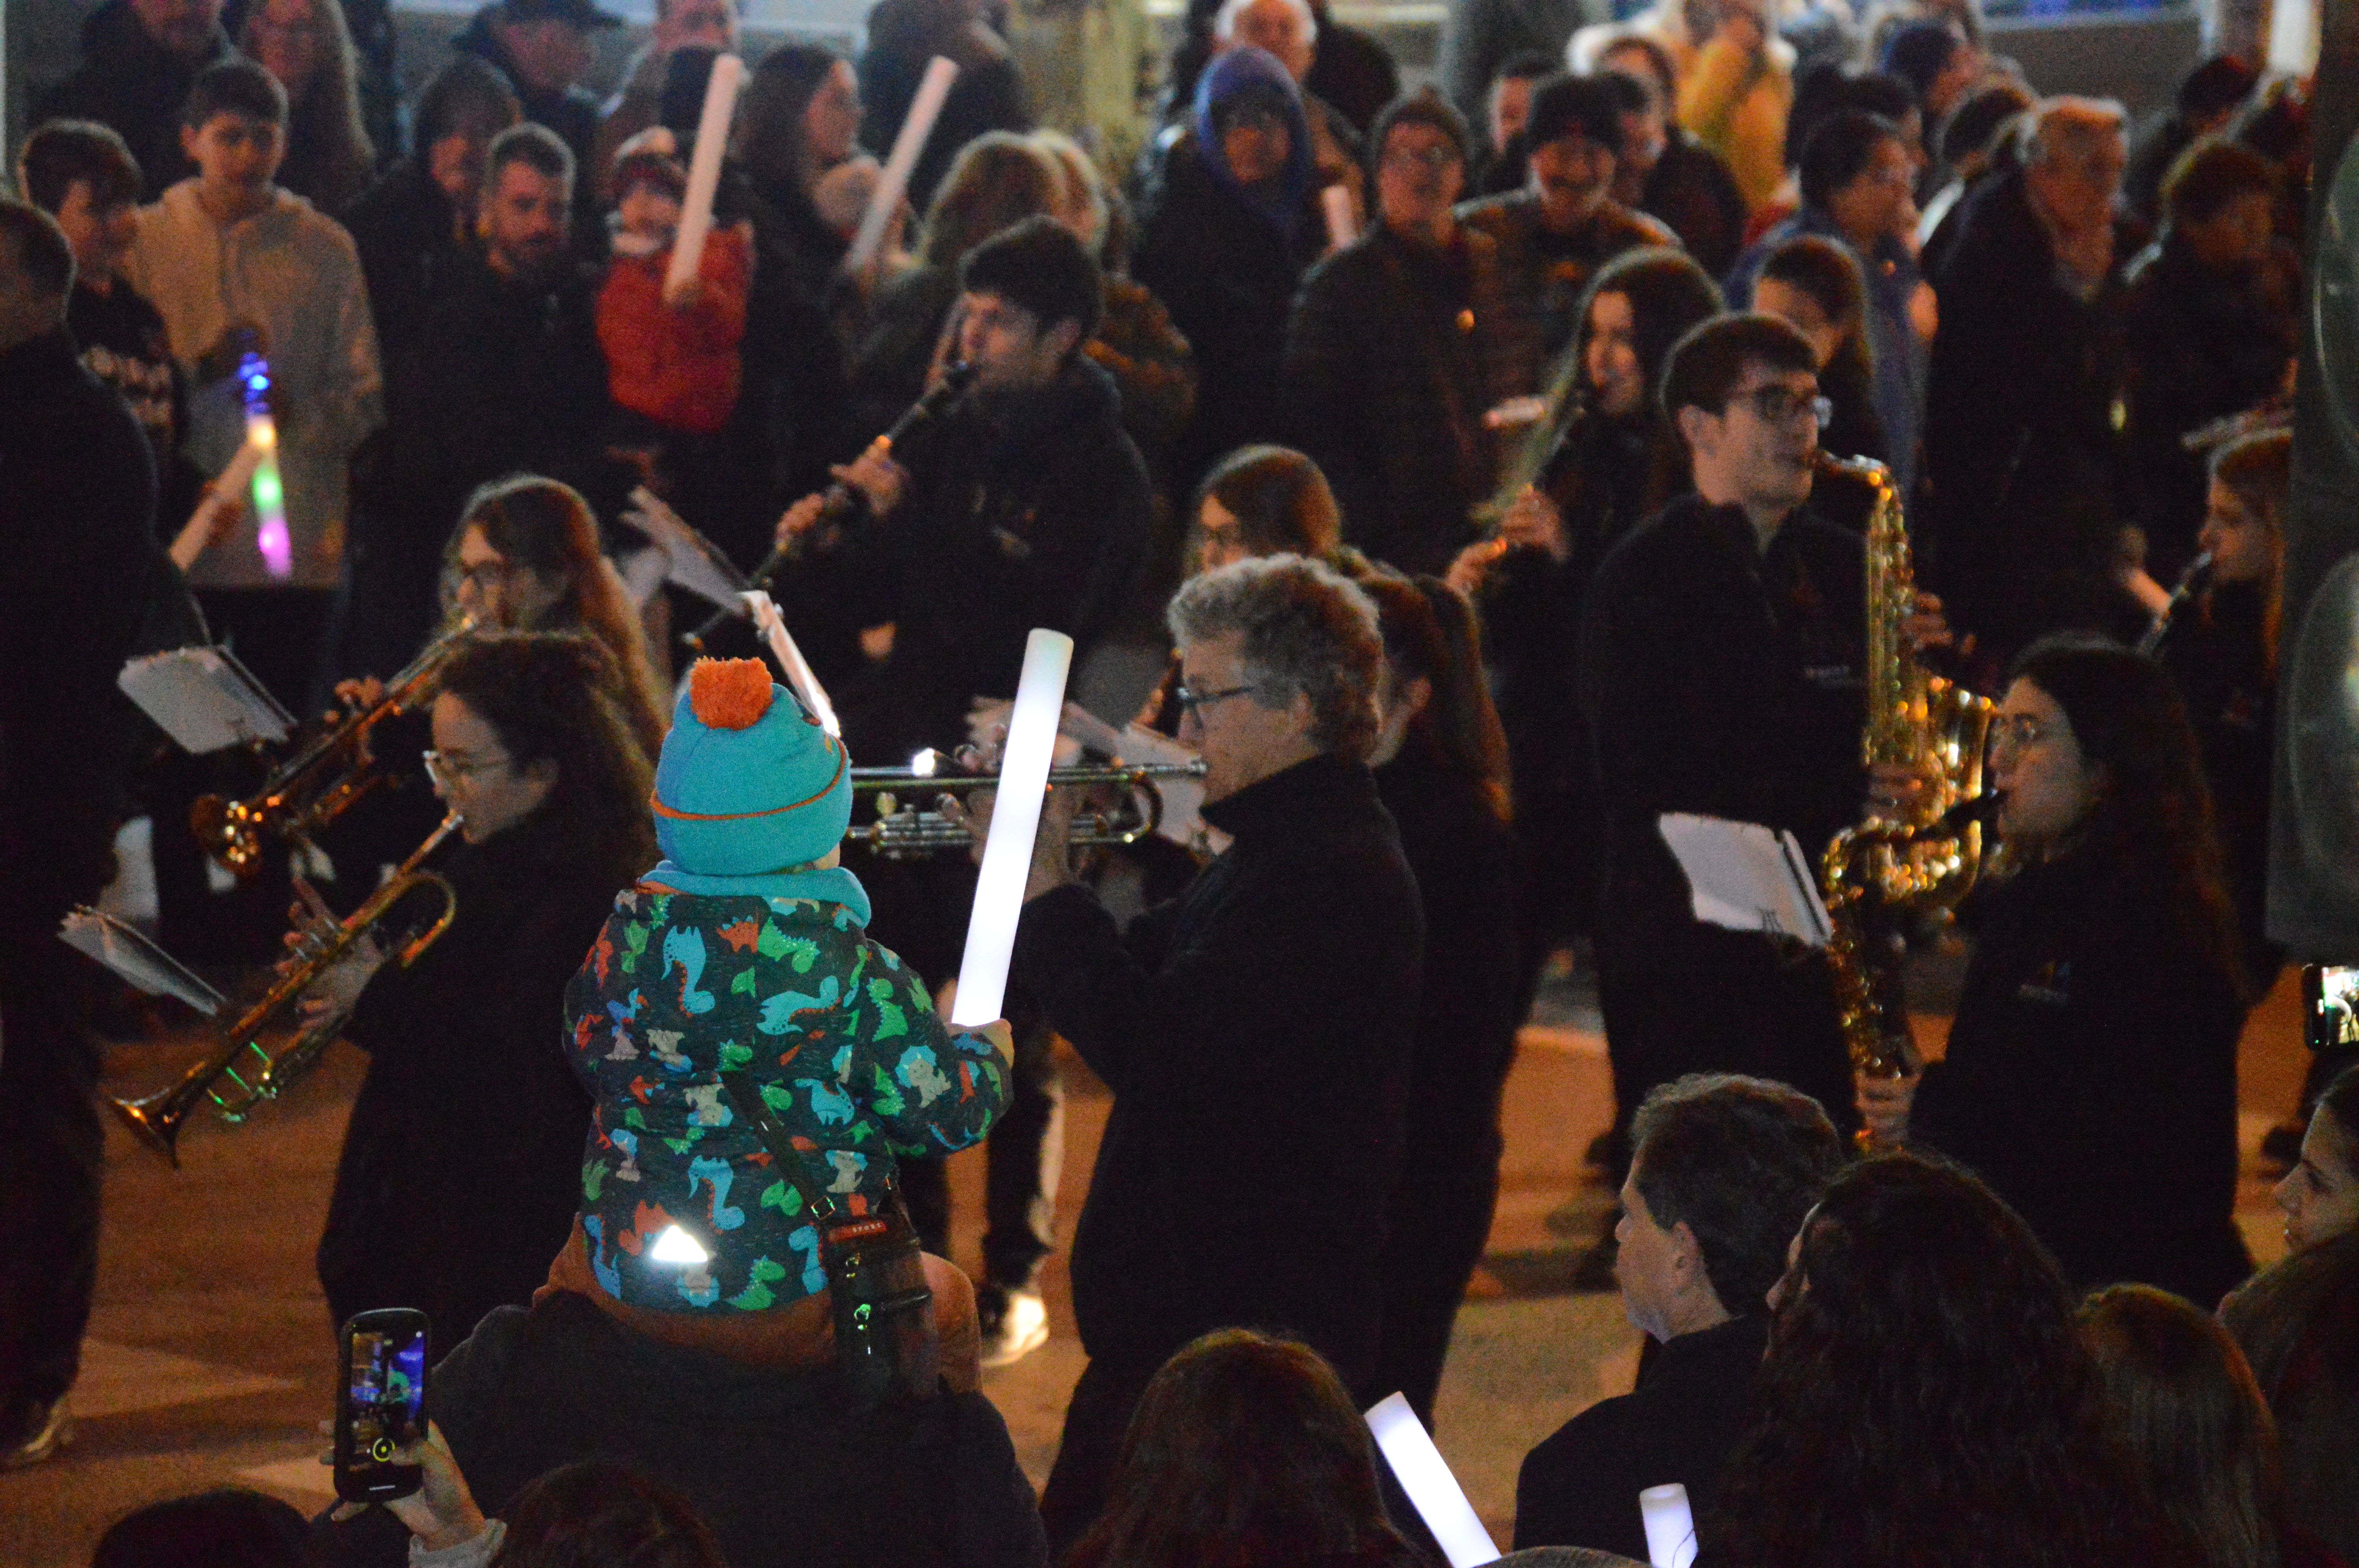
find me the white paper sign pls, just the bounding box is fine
[1657,813,1832,946]
[59,909,224,1016]
[118,646,296,754]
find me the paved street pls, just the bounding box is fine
[0,957,2308,1564]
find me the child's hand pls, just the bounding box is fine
[663,274,707,310]
[973,1019,1014,1069]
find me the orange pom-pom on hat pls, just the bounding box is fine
[687,657,775,730]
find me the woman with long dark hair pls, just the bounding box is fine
[1705,1153,2165,1568]
[1359,575,1519,1427]
[1858,635,2254,1304]
[241,0,376,213]
[1067,1329,1427,1568]
[1448,246,1718,1005]
[310,632,658,1360]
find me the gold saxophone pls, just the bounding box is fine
[1816,454,1996,1096]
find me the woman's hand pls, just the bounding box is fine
[1498,485,1570,562]
[1855,1068,1919,1147]
[1899,590,1952,658]
[386,1422,488,1551]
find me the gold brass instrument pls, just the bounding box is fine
[108,814,464,1165]
[190,618,476,876]
[849,757,1206,858]
[1816,454,1997,1098]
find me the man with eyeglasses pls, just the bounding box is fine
[988,554,1421,1552]
[1578,312,1945,1187]
[1283,89,1520,575]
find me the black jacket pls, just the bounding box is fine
[1010,753,1423,1386]
[451,9,602,180]
[1456,192,1678,396]
[1579,494,1867,958]
[1922,170,2132,668]
[34,1,235,201]
[1640,133,1749,281]
[316,809,639,1359]
[2157,582,2277,982]
[0,328,161,910]
[858,0,1033,209]
[1283,223,1521,575]
[1516,1315,1769,1558]
[323,1290,1047,1568]
[787,358,1153,762]
[1305,18,1401,134]
[1913,847,2252,1304]
[341,160,474,367]
[1132,129,1329,486]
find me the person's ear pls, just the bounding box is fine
[1287,684,1317,737]
[180,122,203,163]
[1043,317,1084,364]
[1675,403,1716,456]
[521,757,561,797]
[1402,673,1434,724]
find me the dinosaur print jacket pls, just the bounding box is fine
[563,884,1008,1314]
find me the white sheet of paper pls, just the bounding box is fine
[59,909,224,1016]
[1657,813,1833,946]
[118,646,295,754]
[621,487,751,611]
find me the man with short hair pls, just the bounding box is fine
[34,0,237,201]
[1517,1073,1846,1559]
[1923,96,2135,671]
[1005,553,1424,1552]
[1475,49,1556,190]
[1594,41,1748,278]
[1459,72,1678,391]
[453,0,623,182]
[1581,313,1940,1171]
[1285,90,1519,575]
[0,197,169,1466]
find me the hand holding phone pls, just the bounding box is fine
[335,1308,430,1503]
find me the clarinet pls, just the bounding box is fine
[2136,551,2214,659]
[685,363,977,650]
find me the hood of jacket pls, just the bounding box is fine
[1190,46,1316,239]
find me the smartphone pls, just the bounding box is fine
[2304,964,2359,1056]
[335,1308,429,1503]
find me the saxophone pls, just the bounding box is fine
[1816,454,1996,1096]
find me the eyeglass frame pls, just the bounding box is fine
[423,748,510,789]
[1986,714,2058,756]
[1723,383,1836,429]
[1172,681,1263,718]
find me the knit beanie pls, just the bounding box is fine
[652,659,851,876]
[611,125,687,202]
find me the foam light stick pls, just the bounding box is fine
[1321,183,1358,251]
[1363,1394,1499,1567]
[741,590,841,739]
[238,352,292,579]
[846,55,958,276]
[1639,1483,1699,1568]
[665,54,747,300]
[948,628,1072,1027]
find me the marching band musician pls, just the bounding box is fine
[1579,313,1947,1181]
[307,632,656,1361]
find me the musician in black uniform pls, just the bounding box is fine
[771,214,1153,1364]
[1579,313,1943,1171]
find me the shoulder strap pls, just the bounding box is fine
[716,1071,840,1228]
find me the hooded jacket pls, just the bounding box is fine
[33,0,235,201]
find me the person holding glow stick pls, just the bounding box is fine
[858,0,1033,210]
[964,555,1422,1553]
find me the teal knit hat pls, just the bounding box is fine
[652,658,851,875]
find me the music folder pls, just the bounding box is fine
[1657,813,1834,947]
[58,909,225,1016]
[117,645,295,755]
[620,487,751,613]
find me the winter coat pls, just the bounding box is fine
[858,0,1033,209]
[1913,846,2253,1304]
[1674,31,1796,213]
[1132,127,1329,485]
[1457,191,1680,396]
[1439,0,1609,124]
[342,159,474,368]
[1088,275,1199,474]
[124,182,385,590]
[1923,169,2135,669]
[316,808,642,1359]
[1305,18,1402,135]
[69,278,200,525]
[597,225,752,436]
[1282,222,1524,575]
[1009,753,1423,1387]
[451,9,602,182]
[2156,582,2278,983]
[561,880,1009,1313]
[783,358,1153,762]
[33,0,235,201]
[1639,131,1750,280]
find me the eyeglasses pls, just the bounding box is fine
[1382,143,1463,171]
[1727,385,1834,428]
[423,749,505,788]
[1987,715,2055,755]
[1173,681,1261,717]
[451,559,515,593]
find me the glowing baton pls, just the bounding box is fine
[1321,184,1358,250]
[846,55,958,276]
[1640,1483,1699,1568]
[665,54,747,301]
[237,353,292,579]
[948,628,1071,1027]
[741,590,840,739]
[1364,1394,1499,1567]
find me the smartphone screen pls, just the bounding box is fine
[336,1308,428,1503]
[2306,965,2359,1056]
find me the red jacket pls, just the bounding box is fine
[596,224,749,435]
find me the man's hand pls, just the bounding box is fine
[1855,1067,1918,1147]
[1868,760,1932,820]
[834,439,909,515]
[1498,484,1570,562]
[1898,591,1952,658]
[385,1423,488,1551]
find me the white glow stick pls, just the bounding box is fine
[741,590,840,739]
[948,628,1072,1027]
[1639,1483,1698,1568]
[665,54,747,299]
[1321,183,1358,251]
[846,55,958,275]
[1364,1394,1499,1568]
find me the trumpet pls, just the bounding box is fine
[108,815,463,1165]
[848,756,1206,858]
[190,618,475,876]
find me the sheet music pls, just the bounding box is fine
[118,645,295,754]
[962,703,1208,849]
[620,488,751,612]
[1657,813,1833,946]
[58,909,225,1016]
